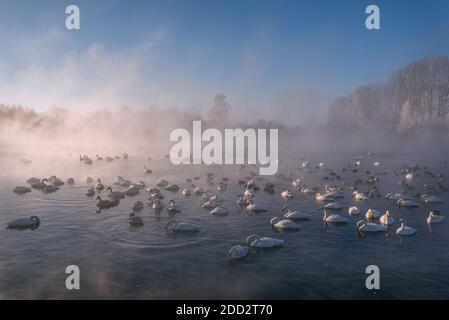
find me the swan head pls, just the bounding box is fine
[246,234,260,245]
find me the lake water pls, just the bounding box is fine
[0,150,448,299]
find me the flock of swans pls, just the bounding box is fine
[8,151,448,263]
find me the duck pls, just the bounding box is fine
[380,210,395,225]
[209,206,229,216]
[86,187,95,197]
[427,210,444,224]
[246,200,267,213]
[13,186,31,195]
[217,182,227,191]
[281,205,309,220]
[246,234,284,248]
[270,217,300,231]
[365,209,382,220]
[395,219,416,236]
[6,216,40,230]
[348,206,361,216]
[122,185,140,196]
[128,213,144,227]
[106,187,125,200]
[357,220,387,233]
[66,178,75,185]
[194,187,204,195]
[165,220,200,233]
[323,210,349,223]
[156,179,170,188]
[226,245,249,261]
[182,188,191,196]
[151,199,164,210]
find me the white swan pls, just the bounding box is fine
[246,200,267,213]
[122,185,140,196]
[6,216,40,230]
[321,202,343,211]
[357,220,386,233]
[226,245,249,261]
[365,209,382,220]
[380,210,395,225]
[165,220,200,233]
[270,217,300,231]
[398,199,419,208]
[281,205,309,220]
[348,206,361,216]
[315,193,330,202]
[427,210,444,224]
[246,234,284,248]
[323,210,348,223]
[353,191,368,201]
[209,206,229,216]
[165,184,180,192]
[395,219,416,236]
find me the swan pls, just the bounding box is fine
[122,185,140,196]
[156,179,170,188]
[380,210,395,225]
[210,206,229,216]
[13,186,31,194]
[395,219,416,236]
[353,191,368,201]
[146,187,161,194]
[165,220,200,233]
[27,177,41,184]
[132,201,144,212]
[292,179,301,187]
[31,178,48,190]
[246,200,267,213]
[348,206,361,216]
[182,188,191,196]
[226,245,249,261]
[281,188,293,199]
[165,184,180,192]
[246,234,284,248]
[405,173,413,180]
[194,187,204,195]
[321,202,343,211]
[374,161,381,167]
[202,196,222,209]
[427,210,444,224]
[96,196,119,210]
[422,195,444,204]
[397,199,419,208]
[86,187,95,197]
[323,210,348,223]
[48,176,64,187]
[95,179,105,191]
[270,217,300,231]
[281,205,309,220]
[357,220,387,233]
[6,216,40,230]
[315,193,330,202]
[144,166,152,175]
[134,181,146,189]
[128,213,144,227]
[167,200,181,214]
[106,187,125,199]
[365,209,382,220]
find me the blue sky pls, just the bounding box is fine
[0,0,448,124]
